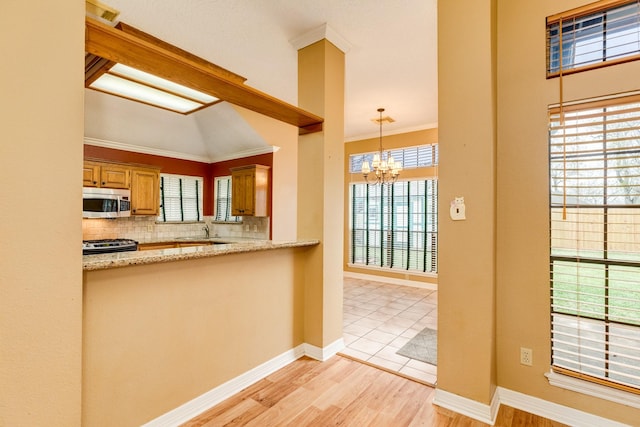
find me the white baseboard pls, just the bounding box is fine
[434,386,630,427]
[343,271,438,290]
[433,388,499,425]
[497,387,631,427]
[142,340,343,427]
[304,338,345,361]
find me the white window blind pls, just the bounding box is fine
[549,94,640,392]
[349,144,438,174]
[158,174,203,222]
[547,1,640,77]
[350,180,438,273]
[214,176,241,222]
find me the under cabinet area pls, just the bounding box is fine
[84,160,160,216]
[231,164,269,216]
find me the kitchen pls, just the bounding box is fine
[81,149,273,253]
[77,7,343,426]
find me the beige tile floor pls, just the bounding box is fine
[340,276,438,385]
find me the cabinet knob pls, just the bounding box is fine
[93,181,97,185]
[101,182,105,185]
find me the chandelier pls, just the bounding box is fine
[361,108,402,184]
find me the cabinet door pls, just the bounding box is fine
[241,171,255,215]
[131,168,159,215]
[231,170,256,216]
[231,165,269,217]
[231,171,247,215]
[83,163,100,187]
[100,164,130,189]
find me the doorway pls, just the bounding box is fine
[340,277,437,385]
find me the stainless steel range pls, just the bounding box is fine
[83,239,138,255]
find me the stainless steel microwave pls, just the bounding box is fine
[82,187,131,218]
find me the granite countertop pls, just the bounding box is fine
[83,239,320,271]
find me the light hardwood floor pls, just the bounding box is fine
[181,356,565,426]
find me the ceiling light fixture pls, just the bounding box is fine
[361,108,402,184]
[87,63,221,114]
[85,0,120,23]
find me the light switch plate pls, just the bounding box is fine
[450,196,466,221]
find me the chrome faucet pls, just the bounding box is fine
[203,224,210,238]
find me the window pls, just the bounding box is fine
[350,179,438,273]
[549,94,640,392]
[547,1,640,77]
[158,174,203,222]
[213,176,241,222]
[349,144,438,174]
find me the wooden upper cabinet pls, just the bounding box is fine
[130,167,160,216]
[83,162,101,187]
[100,163,130,189]
[84,161,130,188]
[231,165,269,217]
[83,160,160,216]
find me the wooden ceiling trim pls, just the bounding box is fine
[114,22,247,86]
[85,17,324,133]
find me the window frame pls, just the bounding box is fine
[213,175,242,223]
[548,93,640,394]
[349,178,438,275]
[349,143,439,174]
[546,0,640,78]
[157,173,204,223]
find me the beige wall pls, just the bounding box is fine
[440,0,640,423]
[297,39,345,347]
[83,249,308,426]
[438,0,497,405]
[344,128,439,285]
[0,2,84,425]
[493,0,640,423]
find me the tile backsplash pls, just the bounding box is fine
[82,216,270,242]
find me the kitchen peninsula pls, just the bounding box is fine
[82,238,321,426]
[82,238,319,270]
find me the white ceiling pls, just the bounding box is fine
[84,0,438,162]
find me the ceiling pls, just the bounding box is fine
[84,0,438,162]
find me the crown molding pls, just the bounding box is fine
[344,122,439,143]
[84,137,280,164]
[290,23,352,53]
[209,146,278,163]
[84,137,212,163]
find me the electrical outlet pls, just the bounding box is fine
[520,347,533,366]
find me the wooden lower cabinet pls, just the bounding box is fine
[131,167,160,216]
[137,242,177,251]
[137,241,214,251]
